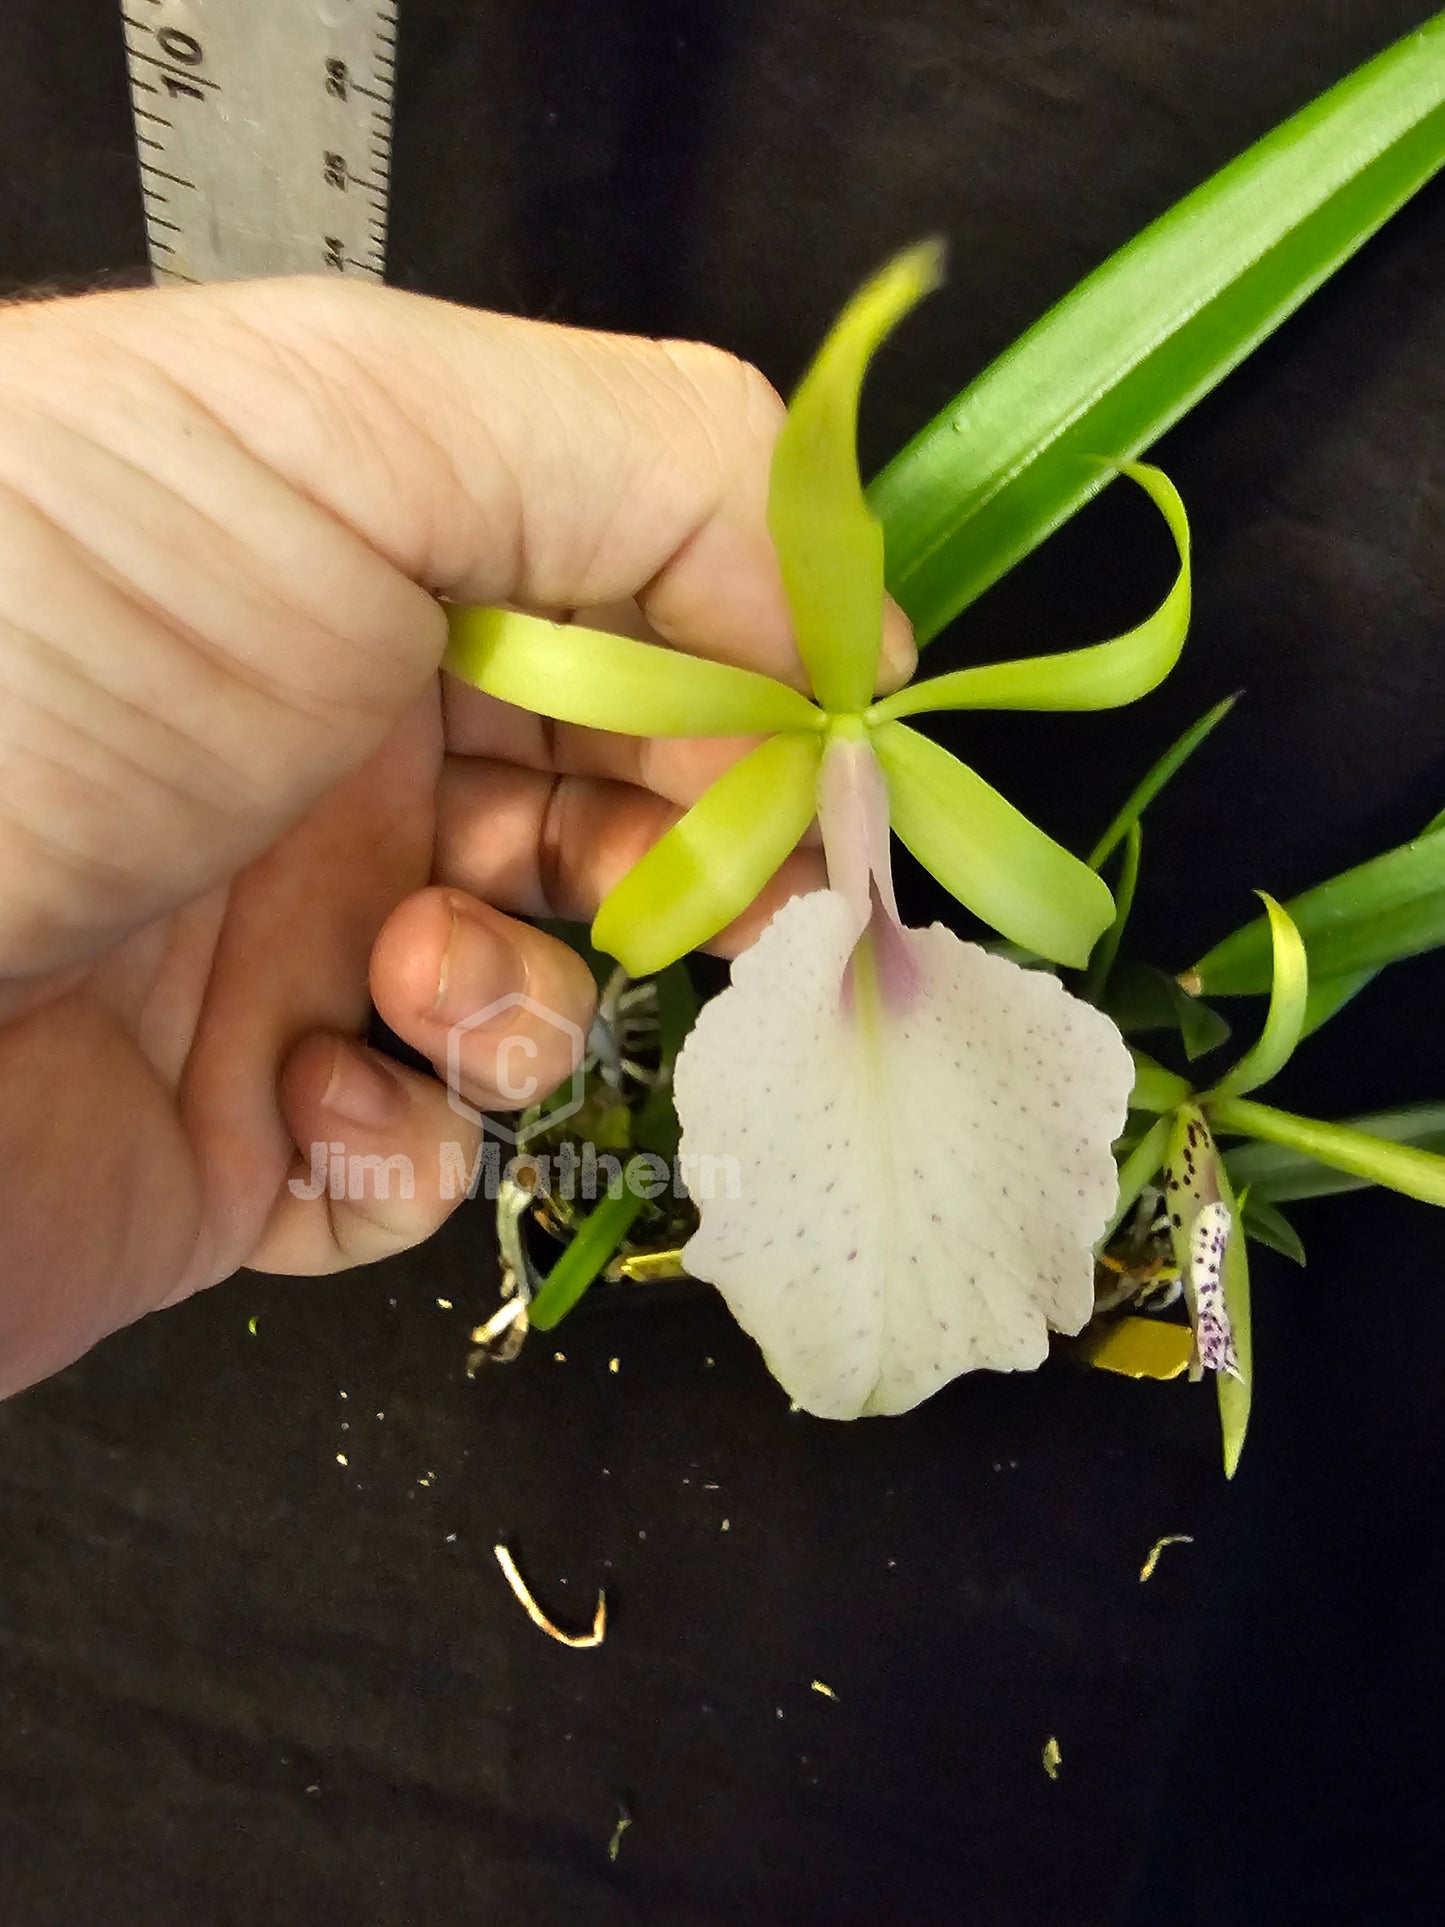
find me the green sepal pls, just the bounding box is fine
[591,731,822,975]
[870,719,1114,967]
[769,241,945,712]
[872,462,1190,721]
[445,604,823,738]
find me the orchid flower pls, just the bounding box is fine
[444,243,1194,1417]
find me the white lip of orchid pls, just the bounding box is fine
[672,726,1136,1420]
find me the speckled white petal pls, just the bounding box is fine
[674,891,1135,1418]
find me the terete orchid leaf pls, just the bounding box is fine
[1205,894,1308,1099]
[768,241,945,713]
[872,463,1190,721]
[591,731,822,976]
[871,720,1115,967]
[444,604,822,738]
[673,891,1133,1418]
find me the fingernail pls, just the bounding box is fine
[878,599,918,691]
[431,894,523,1026]
[322,1042,404,1130]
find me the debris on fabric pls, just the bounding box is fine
[1139,1533,1194,1582]
[493,1544,606,1649]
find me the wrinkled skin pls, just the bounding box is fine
[0,276,916,1395]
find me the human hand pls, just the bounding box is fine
[0,277,914,1396]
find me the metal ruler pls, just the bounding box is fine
[119,1,398,286]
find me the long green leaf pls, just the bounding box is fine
[1205,895,1308,1099]
[1085,821,1141,1004]
[1299,965,1380,1038]
[1210,1095,1445,1208]
[769,242,945,712]
[873,463,1190,720]
[445,605,822,738]
[1224,1101,1445,1202]
[1089,693,1238,871]
[591,731,822,975]
[871,720,1114,966]
[869,16,1445,642]
[527,1187,648,1330]
[1241,1194,1307,1266]
[1107,964,1233,1060]
[1192,822,1445,993]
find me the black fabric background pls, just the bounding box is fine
[2,3,1445,1921]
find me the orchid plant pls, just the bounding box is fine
[446,243,1194,1420]
[444,15,1445,1473]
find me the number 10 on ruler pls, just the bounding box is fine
[120,0,399,285]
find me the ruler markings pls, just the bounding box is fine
[140,162,195,188]
[126,50,221,91]
[121,2,397,286]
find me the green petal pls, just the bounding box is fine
[1206,895,1308,1099]
[1088,693,1238,870]
[591,732,822,975]
[870,720,1114,967]
[870,15,1445,641]
[445,604,822,738]
[1209,1096,1445,1208]
[1192,818,1445,994]
[768,242,945,713]
[873,463,1190,722]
